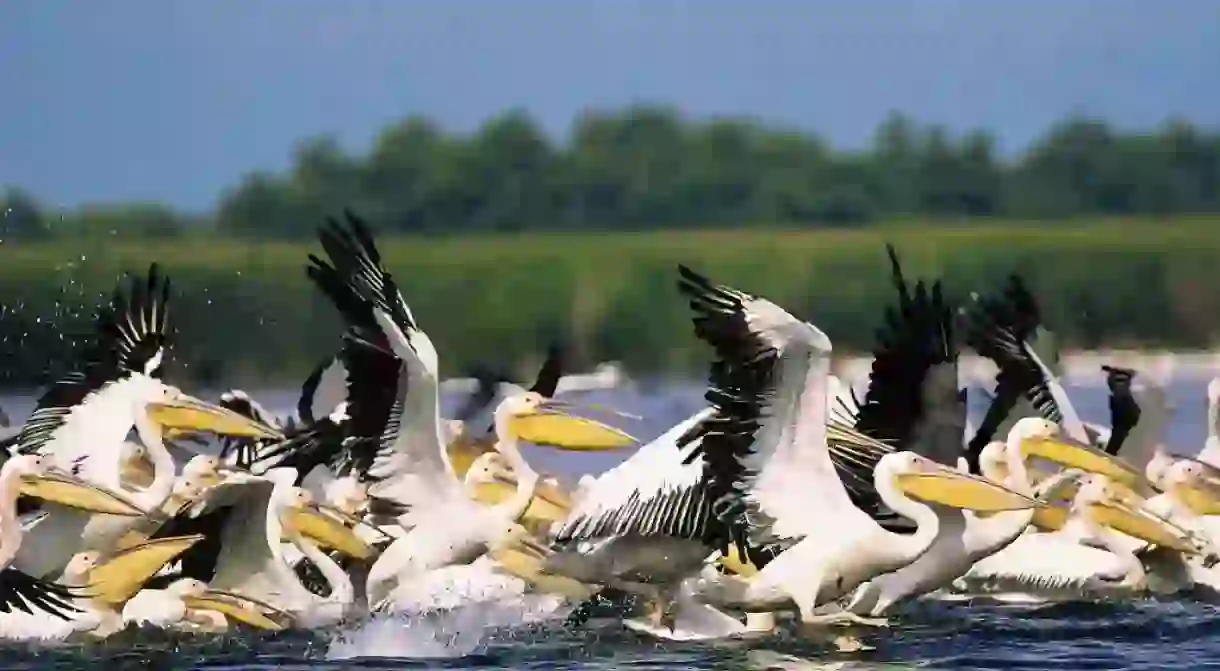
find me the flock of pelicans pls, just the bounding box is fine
[1,213,1220,651]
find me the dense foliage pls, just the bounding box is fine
[4,108,1219,240]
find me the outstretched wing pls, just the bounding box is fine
[853,245,965,467]
[676,264,857,551]
[0,567,80,621]
[315,213,456,503]
[962,273,1070,471]
[18,265,171,488]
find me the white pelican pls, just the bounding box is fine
[130,467,372,628]
[122,577,289,633]
[0,453,179,639]
[0,533,212,641]
[954,473,1192,602]
[546,265,1035,636]
[846,424,1099,616]
[299,215,632,607]
[14,265,284,578]
[365,392,619,610]
[780,250,1090,617]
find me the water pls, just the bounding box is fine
[2,376,1220,670]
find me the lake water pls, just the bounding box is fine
[2,376,1219,670]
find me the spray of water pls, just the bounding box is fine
[324,594,568,660]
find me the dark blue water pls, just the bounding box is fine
[1,374,1217,670]
[6,601,1220,670]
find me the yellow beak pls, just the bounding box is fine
[1086,501,1197,554]
[284,505,375,560]
[145,396,283,440]
[85,534,205,605]
[509,405,637,451]
[181,590,292,631]
[1022,436,1145,488]
[895,466,1038,512]
[468,476,573,525]
[448,436,494,478]
[1173,482,1220,516]
[20,472,145,516]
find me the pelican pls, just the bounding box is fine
[236,216,632,536]
[816,248,1144,617]
[846,425,1093,617]
[291,214,631,607]
[365,392,624,610]
[0,453,177,639]
[122,577,290,633]
[130,467,372,628]
[676,265,1049,630]
[954,473,1193,602]
[14,265,284,578]
[537,265,1032,638]
[0,534,209,641]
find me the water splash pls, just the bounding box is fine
[324,594,567,660]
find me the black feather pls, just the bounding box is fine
[674,264,779,568]
[961,273,1061,472]
[854,245,963,460]
[1102,364,1140,456]
[0,567,81,621]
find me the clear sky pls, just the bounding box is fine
[2,0,1217,212]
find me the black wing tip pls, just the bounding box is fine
[529,342,566,397]
[884,242,900,269]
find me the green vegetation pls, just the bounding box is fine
[1,218,1218,388]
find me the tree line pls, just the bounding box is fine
[4,107,1220,239]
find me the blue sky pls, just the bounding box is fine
[2,0,1217,211]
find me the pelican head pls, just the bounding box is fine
[180,454,242,488]
[885,452,1037,512]
[324,475,370,516]
[63,550,100,585]
[8,453,145,517]
[1146,446,1176,489]
[1013,417,1144,487]
[464,453,516,487]
[977,442,1011,485]
[280,486,376,561]
[144,386,283,441]
[1163,460,1220,516]
[494,391,637,451]
[463,452,575,521]
[1075,474,1197,554]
